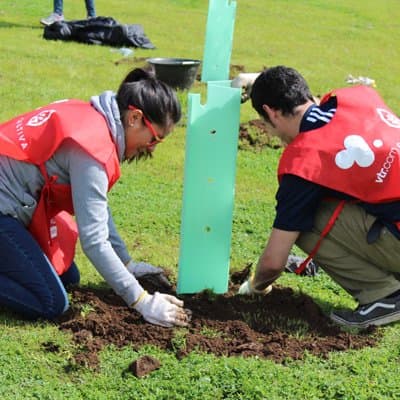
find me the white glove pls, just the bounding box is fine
[285,255,318,277]
[126,260,172,289]
[238,275,272,296]
[134,291,191,327]
[231,72,261,103]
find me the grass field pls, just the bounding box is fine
[0,0,400,398]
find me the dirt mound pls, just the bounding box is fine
[239,119,283,151]
[53,268,379,370]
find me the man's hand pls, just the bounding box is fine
[238,228,299,296]
[238,275,272,296]
[231,72,260,103]
[126,260,172,289]
[285,255,318,277]
[134,291,192,327]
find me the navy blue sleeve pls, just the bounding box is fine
[273,174,324,231]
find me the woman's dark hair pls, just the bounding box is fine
[116,68,181,127]
[250,66,314,122]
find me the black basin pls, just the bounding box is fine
[147,57,201,90]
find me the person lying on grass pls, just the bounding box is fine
[238,65,400,329]
[0,67,190,328]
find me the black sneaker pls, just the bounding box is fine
[330,295,400,328]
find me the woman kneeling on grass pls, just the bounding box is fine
[0,68,191,327]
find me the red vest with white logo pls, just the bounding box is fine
[278,86,400,203]
[0,100,121,274]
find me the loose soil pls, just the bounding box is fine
[53,267,379,372]
[239,119,283,151]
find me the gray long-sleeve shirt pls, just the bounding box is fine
[0,91,143,306]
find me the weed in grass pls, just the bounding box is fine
[272,315,310,338]
[200,288,219,302]
[170,328,188,353]
[241,310,310,339]
[80,303,96,318]
[200,326,222,339]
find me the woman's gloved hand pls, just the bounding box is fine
[126,260,172,289]
[133,291,192,327]
[238,275,272,296]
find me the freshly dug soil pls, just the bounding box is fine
[53,267,379,370]
[239,119,283,151]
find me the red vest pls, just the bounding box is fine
[277,86,400,274]
[0,100,121,274]
[278,86,400,203]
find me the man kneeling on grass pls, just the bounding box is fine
[238,65,400,329]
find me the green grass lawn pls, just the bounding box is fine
[1,0,400,398]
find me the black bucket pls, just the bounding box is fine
[147,58,201,90]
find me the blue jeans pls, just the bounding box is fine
[0,214,80,320]
[54,0,96,18]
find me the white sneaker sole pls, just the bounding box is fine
[330,310,400,329]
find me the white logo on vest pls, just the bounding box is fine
[335,135,375,170]
[26,110,56,127]
[377,108,400,129]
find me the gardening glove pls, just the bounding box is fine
[133,291,191,327]
[284,255,319,277]
[238,274,272,296]
[231,72,261,103]
[126,260,172,289]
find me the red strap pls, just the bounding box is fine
[295,200,346,275]
[38,164,57,242]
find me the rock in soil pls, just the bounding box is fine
[129,355,161,378]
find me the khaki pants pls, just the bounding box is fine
[296,200,400,305]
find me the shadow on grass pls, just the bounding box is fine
[0,21,42,29]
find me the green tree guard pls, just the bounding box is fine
[201,0,237,82]
[177,81,241,294]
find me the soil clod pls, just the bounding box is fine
[129,355,161,377]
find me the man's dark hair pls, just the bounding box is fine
[250,66,314,123]
[117,68,181,127]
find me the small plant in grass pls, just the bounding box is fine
[241,311,310,338]
[278,317,310,338]
[240,310,266,329]
[201,288,219,301]
[80,303,96,318]
[200,326,223,339]
[170,328,188,353]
